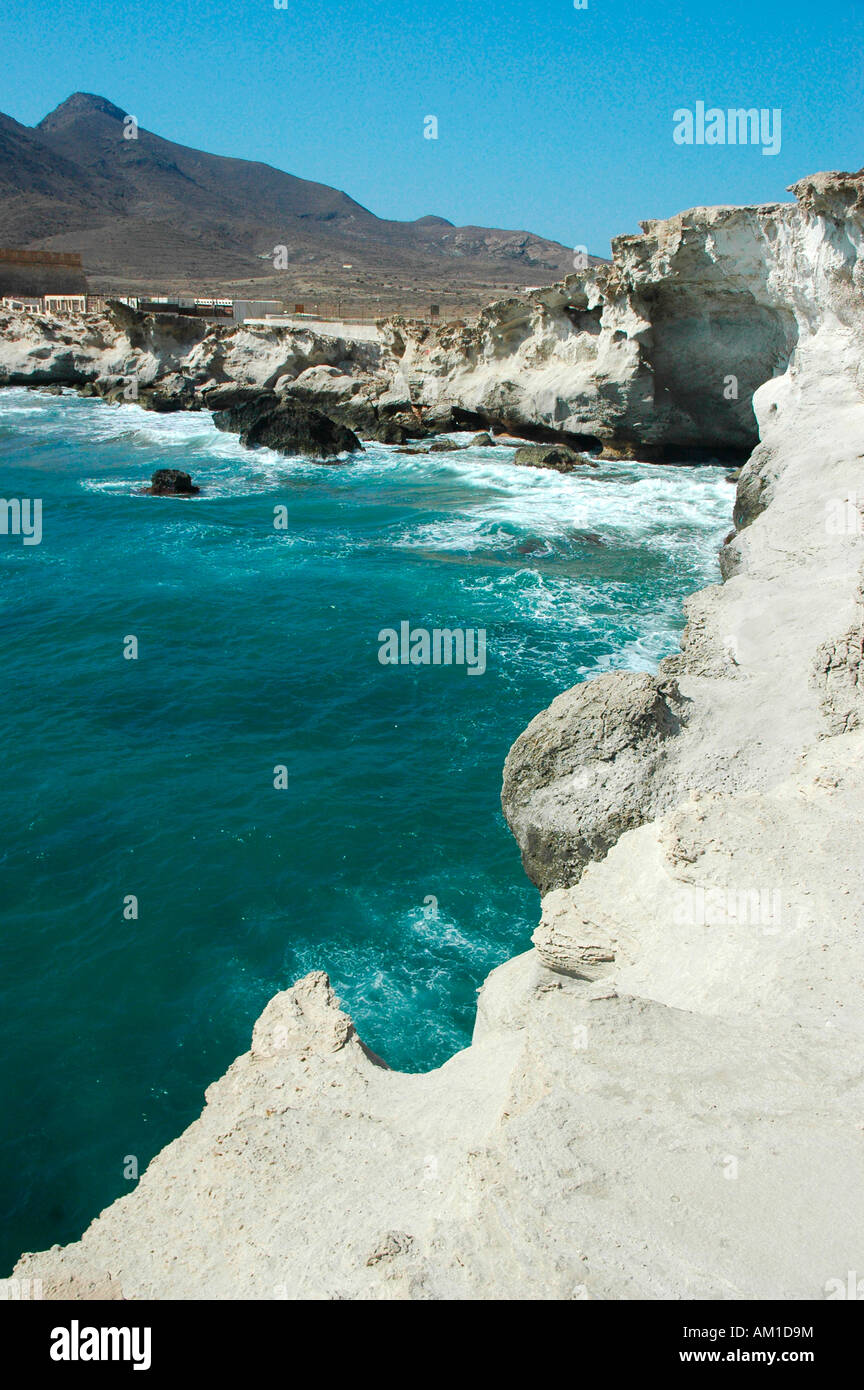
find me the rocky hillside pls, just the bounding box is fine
[0,93,588,311]
[8,167,864,1298]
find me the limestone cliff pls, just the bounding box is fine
[9,169,864,1299]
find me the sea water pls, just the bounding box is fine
[0,387,732,1268]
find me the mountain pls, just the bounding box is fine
[0,109,122,243]
[0,93,596,313]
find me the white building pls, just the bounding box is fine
[1,295,42,312]
[43,294,87,315]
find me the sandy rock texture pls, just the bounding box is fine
[9,168,864,1299]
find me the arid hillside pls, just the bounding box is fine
[0,93,603,317]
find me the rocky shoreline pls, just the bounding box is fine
[8,167,864,1299]
[3,177,807,465]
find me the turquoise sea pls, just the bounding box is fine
[0,387,732,1270]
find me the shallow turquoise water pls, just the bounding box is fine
[0,388,732,1269]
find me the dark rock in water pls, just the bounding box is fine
[283,382,426,444]
[99,381,132,405]
[201,384,264,412]
[369,412,434,444]
[146,468,200,496]
[304,408,413,446]
[213,394,362,459]
[429,438,461,452]
[375,419,410,444]
[140,376,199,413]
[470,433,496,446]
[513,445,595,473]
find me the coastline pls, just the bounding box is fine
[7,167,864,1299]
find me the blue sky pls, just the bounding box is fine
[2,0,862,254]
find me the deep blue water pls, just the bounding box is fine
[0,387,732,1270]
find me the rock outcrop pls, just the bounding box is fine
[212,393,362,459]
[9,168,864,1300]
[502,671,685,894]
[145,468,199,496]
[512,443,597,471]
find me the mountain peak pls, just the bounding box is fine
[38,93,128,130]
[3,94,576,304]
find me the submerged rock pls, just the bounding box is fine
[146,468,200,496]
[213,394,362,459]
[428,438,461,452]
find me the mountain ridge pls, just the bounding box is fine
[1,93,592,311]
